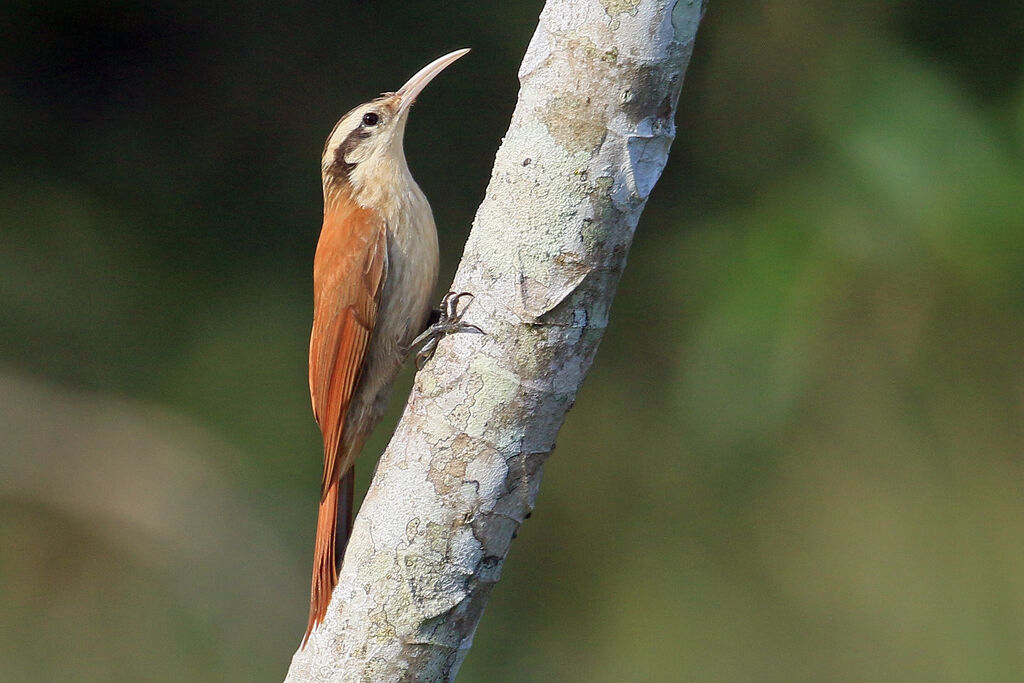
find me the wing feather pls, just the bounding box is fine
[308,200,387,497]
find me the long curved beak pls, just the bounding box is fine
[396,48,470,117]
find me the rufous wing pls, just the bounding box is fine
[308,199,388,496]
[304,198,387,644]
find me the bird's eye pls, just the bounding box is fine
[362,112,380,127]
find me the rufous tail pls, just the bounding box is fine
[303,466,354,646]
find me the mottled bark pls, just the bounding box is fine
[286,0,704,679]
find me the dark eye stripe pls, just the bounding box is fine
[330,126,370,179]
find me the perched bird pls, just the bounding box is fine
[305,48,472,644]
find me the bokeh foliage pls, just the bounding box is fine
[2,0,1023,680]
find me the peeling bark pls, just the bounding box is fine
[286,0,704,679]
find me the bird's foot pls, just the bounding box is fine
[407,291,484,369]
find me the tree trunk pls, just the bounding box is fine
[286,0,705,679]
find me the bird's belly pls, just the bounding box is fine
[341,202,438,458]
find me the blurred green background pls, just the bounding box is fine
[2,0,1023,680]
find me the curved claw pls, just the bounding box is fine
[408,290,485,368]
[415,339,438,370]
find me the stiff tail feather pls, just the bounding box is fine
[303,466,355,646]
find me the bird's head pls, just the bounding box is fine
[321,48,469,203]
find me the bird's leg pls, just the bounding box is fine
[406,291,484,369]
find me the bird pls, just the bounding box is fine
[304,48,472,645]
